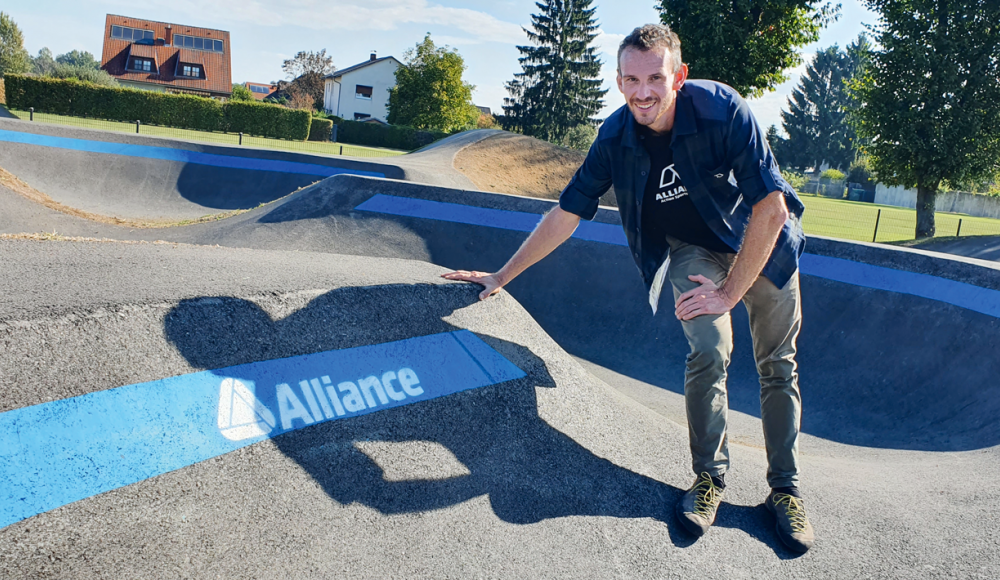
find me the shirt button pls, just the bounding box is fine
[641,171,647,176]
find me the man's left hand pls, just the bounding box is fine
[674,275,738,321]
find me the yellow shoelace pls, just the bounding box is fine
[692,474,723,518]
[772,493,809,533]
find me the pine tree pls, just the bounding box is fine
[503,0,607,144]
[780,35,869,172]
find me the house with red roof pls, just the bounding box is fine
[100,14,232,98]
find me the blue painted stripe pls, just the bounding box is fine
[0,129,385,178]
[0,330,524,530]
[355,194,1000,318]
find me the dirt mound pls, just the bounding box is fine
[454,132,616,207]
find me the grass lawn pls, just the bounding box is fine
[798,192,1000,243]
[4,108,406,159]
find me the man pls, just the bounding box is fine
[443,24,813,553]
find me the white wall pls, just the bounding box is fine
[875,183,1000,220]
[323,59,398,122]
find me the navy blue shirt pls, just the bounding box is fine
[559,80,805,291]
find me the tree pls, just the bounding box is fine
[851,0,1000,238]
[387,34,479,132]
[780,35,869,171]
[282,49,335,79]
[0,12,31,77]
[230,84,254,101]
[31,47,55,75]
[503,0,607,143]
[657,0,839,98]
[55,49,99,70]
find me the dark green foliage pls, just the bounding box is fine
[223,100,311,140]
[851,0,1000,238]
[5,75,312,140]
[308,117,334,141]
[55,49,99,70]
[333,118,447,150]
[781,36,869,172]
[503,0,607,143]
[658,0,838,98]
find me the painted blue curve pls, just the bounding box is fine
[355,194,1000,319]
[0,129,385,178]
[0,330,524,530]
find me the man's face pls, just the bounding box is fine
[616,46,687,133]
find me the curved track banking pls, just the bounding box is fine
[1,126,998,579]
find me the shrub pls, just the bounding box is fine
[333,118,447,150]
[229,84,254,102]
[561,124,597,152]
[308,117,333,141]
[820,168,845,181]
[46,63,117,86]
[5,75,312,140]
[224,100,311,140]
[781,170,808,192]
[847,157,874,186]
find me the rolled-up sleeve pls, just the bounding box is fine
[726,97,790,207]
[559,137,613,221]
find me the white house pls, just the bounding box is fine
[323,53,402,122]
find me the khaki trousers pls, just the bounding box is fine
[665,236,802,488]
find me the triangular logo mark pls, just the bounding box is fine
[217,378,277,441]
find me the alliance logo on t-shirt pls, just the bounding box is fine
[655,164,688,202]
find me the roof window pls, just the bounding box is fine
[174,34,224,53]
[111,25,154,43]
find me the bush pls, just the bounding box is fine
[781,170,808,192]
[5,75,312,140]
[47,63,117,86]
[847,157,874,186]
[333,118,447,150]
[229,84,254,102]
[561,124,597,152]
[820,168,846,181]
[308,117,333,141]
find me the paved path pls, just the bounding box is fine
[1,134,999,578]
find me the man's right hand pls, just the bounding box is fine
[441,270,504,301]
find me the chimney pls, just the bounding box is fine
[165,25,172,46]
[370,51,377,61]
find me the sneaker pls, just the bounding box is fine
[675,472,725,537]
[765,491,815,553]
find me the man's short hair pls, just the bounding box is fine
[617,24,683,74]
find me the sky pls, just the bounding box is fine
[9,0,879,133]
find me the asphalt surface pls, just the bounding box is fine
[1,125,999,579]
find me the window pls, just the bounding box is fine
[355,85,373,100]
[173,34,224,52]
[181,65,202,78]
[111,25,153,42]
[129,57,155,72]
[354,113,371,120]
[249,85,270,94]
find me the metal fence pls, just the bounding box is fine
[799,192,1000,243]
[9,108,405,159]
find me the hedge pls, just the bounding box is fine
[4,75,311,140]
[308,117,334,141]
[334,119,447,150]
[224,100,310,140]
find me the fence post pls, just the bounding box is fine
[135,120,141,134]
[29,107,34,121]
[872,209,882,243]
[339,145,343,155]
[239,132,243,146]
[956,219,963,237]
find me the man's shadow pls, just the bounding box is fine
[163,282,795,556]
